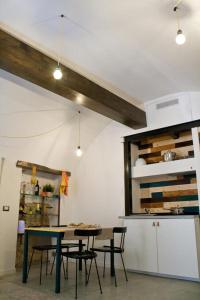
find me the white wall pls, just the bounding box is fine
[74,122,134,226]
[0,69,110,274]
[0,159,21,275]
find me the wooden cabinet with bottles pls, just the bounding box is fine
[16,161,71,268]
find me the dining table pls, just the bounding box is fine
[22,226,115,293]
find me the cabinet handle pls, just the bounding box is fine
[152,222,155,227]
[157,221,160,227]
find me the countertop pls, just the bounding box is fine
[119,214,200,219]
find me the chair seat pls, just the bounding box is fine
[91,246,123,253]
[32,245,56,251]
[33,243,81,251]
[62,250,97,260]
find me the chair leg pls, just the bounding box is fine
[75,260,78,299]
[87,259,93,284]
[50,254,56,275]
[103,252,106,277]
[94,258,103,294]
[114,268,117,287]
[27,249,35,277]
[120,253,128,282]
[65,248,69,280]
[46,250,49,276]
[62,256,66,279]
[66,257,69,279]
[40,251,43,285]
[84,259,88,285]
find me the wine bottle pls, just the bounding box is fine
[34,180,39,196]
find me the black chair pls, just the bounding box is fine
[50,242,83,279]
[27,226,80,284]
[91,227,128,286]
[62,228,103,299]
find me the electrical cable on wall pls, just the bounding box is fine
[0,110,78,139]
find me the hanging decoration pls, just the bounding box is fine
[31,166,37,185]
[60,171,69,196]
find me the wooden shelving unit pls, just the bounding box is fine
[16,161,71,268]
[124,120,200,215]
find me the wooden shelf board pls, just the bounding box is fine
[16,160,71,177]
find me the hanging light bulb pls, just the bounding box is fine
[53,63,63,80]
[174,5,186,46]
[76,146,83,157]
[53,14,64,80]
[175,29,186,45]
[76,111,83,157]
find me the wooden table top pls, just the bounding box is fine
[26,227,71,232]
[25,226,114,239]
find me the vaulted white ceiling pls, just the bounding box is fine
[0,0,200,104]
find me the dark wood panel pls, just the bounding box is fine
[125,120,200,143]
[124,141,132,216]
[0,29,146,129]
[139,151,161,159]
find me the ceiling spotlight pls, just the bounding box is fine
[176,29,186,45]
[53,63,63,80]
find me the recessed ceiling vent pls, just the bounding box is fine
[156,99,179,110]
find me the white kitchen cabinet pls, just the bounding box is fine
[124,219,158,272]
[123,217,200,280]
[190,93,200,121]
[157,219,199,278]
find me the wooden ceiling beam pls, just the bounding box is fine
[0,28,146,129]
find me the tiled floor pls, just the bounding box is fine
[0,264,200,300]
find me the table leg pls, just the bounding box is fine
[79,240,83,271]
[55,233,62,293]
[110,239,115,277]
[22,231,29,283]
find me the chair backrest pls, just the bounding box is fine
[74,228,102,250]
[113,227,127,251]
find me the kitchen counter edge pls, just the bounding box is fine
[119,215,200,219]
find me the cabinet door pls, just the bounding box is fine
[157,219,199,278]
[124,219,158,273]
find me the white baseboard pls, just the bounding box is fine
[0,268,16,277]
[127,269,200,282]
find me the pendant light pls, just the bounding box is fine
[53,14,64,80]
[76,111,83,157]
[53,62,63,80]
[174,5,186,45]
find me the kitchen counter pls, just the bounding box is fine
[119,214,200,219]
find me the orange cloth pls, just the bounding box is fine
[60,171,69,196]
